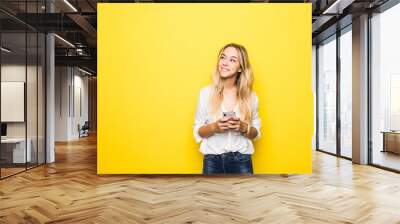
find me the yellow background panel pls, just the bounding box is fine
[98,3,312,174]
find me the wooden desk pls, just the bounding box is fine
[1,138,31,163]
[382,131,400,154]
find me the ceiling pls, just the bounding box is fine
[0,0,97,73]
[0,0,395,75]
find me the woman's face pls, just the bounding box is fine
[218,46,242,79]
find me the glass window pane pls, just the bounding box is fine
[27,31,38,169]
[340,28,352,158]
[318,36,337,154]
[0,1,46,179]
[1,31,27,177]
[38,32,45,165]
[371,3,400,171]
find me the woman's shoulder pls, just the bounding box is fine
[199,85,212,97]
[250,90,259,105]
[251,90,259,99]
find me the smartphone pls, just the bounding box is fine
[222,111,236,119]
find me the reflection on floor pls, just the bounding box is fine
[0,167,25,178]
[340,147,352,158]
[0,162,43,178]
[373,150,400,171]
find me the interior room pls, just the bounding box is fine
[0,0,399,223]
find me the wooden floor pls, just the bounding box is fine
[1,135,400,223]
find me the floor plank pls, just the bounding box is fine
[1,134,400,223]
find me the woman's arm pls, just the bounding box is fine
[227,118,258,140]
[239,122,258,140]
[198,118,230,138]
[198,123,217,138]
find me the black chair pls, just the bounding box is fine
[79,121,90,138]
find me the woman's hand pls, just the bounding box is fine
[198,117,232,138]
[200,116,251,138]
[227,117,258,139]
[212,117,231,133]
[227,117,248,133]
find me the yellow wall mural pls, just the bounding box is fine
[98,3,313,174]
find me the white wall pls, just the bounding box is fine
[1,65,26,134]
[72,73,89,138]
[55,67,89,141]
[55,67,70,141]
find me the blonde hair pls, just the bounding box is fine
[209,43,254,124]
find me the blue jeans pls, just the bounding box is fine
[203,152,253,174]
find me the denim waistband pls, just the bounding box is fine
[208,151,247,157]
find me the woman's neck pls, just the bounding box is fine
[222,76,237,91]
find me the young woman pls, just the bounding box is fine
[193,43,261,174]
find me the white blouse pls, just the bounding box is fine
[193,86,261,155]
